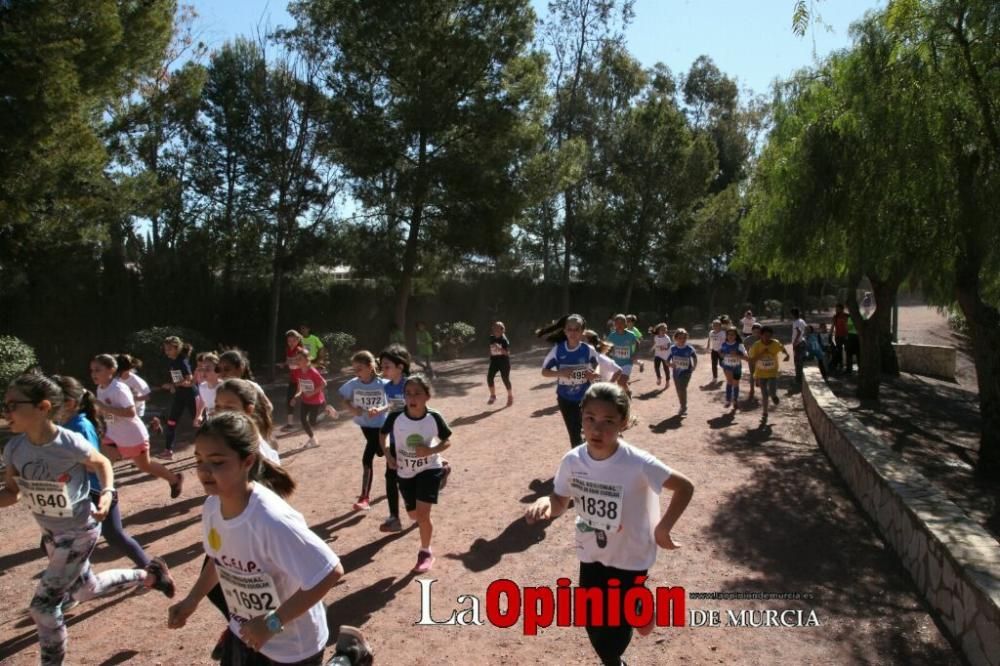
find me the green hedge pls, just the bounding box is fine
[0,336,38,388]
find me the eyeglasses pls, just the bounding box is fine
[2,400,35,413]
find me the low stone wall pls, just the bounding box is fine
[893,342,956,382]
[802,368,1000,666]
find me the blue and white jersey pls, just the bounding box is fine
[666,344,697,376]
[542,341,600,402]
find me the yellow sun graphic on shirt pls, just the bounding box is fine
[208,527,222,551]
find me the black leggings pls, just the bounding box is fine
[299,402,323,437]
[487,356,512,391]
[386,441,399,518]
[710,350,721,379]
[653,357,668,381]
[361,426,383,499]
[89,490,149,568]
[164,388,196,451]
[557,396,583,448]
[579,561,648,666]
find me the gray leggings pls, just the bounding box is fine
[33,526,145,666]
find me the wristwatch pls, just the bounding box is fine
[264,611,284,634]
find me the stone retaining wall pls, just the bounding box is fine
[893,342,957,382]
[801,368,1000,665]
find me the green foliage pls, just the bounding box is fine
[434,322,477,360]
[0,336,39,388]
[763,299,783,318]
[124,326,213,382]
[321,332,357,368]
[943,305,969,336]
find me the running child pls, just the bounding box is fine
[91,354,184,498]
[338,351,390,511]
[525,382,694,666]
[707,319,725,381]
[583,330,625,388]
[115,354,151,421]
[381,375,455,573]
[415,321,435,378]
[217,379,281,465]
[54,375,151,568]
[2,373,175,666]
[539,315,600,448]
[290,348,327,449]
[666,329,697,416]
[719,328,749,411]
[487,321,513,406]
[218,348,274,414]
[748,326,791,422]
[298,322,327,369]
[378,344,412,533]
[160,336,197,459]
[280,330,306,431]
[741,310,757,335]
[167,412,344,665]
[651,323,672,388]
[194,352,222,427]
[743,323,762,400]
[626,315,645,373]
[606,315,640,384]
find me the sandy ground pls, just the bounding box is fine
[0,333,960,665]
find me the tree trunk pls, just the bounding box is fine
[871,277,900,376]
[622,270,635,313]
[394,131,428,333]
[267,254,284,384]
[561,187,575,313]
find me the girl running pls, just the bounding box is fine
[651,323,671,388]
[160,336,197,459]
[749,326,791,423]
[539,315,600,448]
[743,324,762,400]
[707,319,725,381]
[218,348,273,414]
[486,321,513,406]
[525,382,694,666]
[115,354,151,420]
[91,354,184,498]
[1,373,175,666]
[378,344,412,533]
[582,330,625,388]
[338,351,389,511]
[290,348,327,449]
[381,375,454,573]
[217,379,281,465]
[666,329,697,416]
[720,328,749,411]
[280,330,306,431]
[55,375,151,568]
[606,315,640,382]
[167,412,344,665]
[194,352,222,427]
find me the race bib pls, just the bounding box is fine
[723,356,742,368]
[218,567,281,622]
[298,379,315,394]
[558,364,590,386]
[656,345,670,352]
[490,343,506,356]
[399,434,434,471]
[388,396,406,413]
[170,370,183,384]
[18,478,74,518]
[612,346,630,360]
[672,356,691,370]
[353,390,386,410]
[758,357,777,370]
[570,476,623,533]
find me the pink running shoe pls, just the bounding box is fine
[353,496,370,511]
[413,549,435,573]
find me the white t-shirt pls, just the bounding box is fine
[199,381,220,416]
[203,484,339,663]
[597,354,622,383]
[122,373,151,418]
[741,316,757,335]
[653,335,672,360]
[258,437,280,465]
[97,379,149,446]
[381,409,452,479]
[554,441,672,571]
[708,329,725,352]
[792,318,807,346]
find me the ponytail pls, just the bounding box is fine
[52,375,106,437]
[250,456,296,499]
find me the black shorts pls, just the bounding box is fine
[397,467,444,511]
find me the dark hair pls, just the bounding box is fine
[378,344,412,376]
[761,325,774,334]
[836,303,845,309]
[197,351,220,366]
[8,373,63,418]
[93,354,117,371]
[536,314,586,344]
[53,375,105,437]
[790,308,801,318]
[219,349,254,380]
[164,336,193,358]
[115,353,142,373]
[725,326,743,343]
[196,412,295,497]
[217,379,273,442]
[404,374,432,398]
[582,329,611,354]
[581,382,630,423]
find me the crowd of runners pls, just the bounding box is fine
[2,309,812,665]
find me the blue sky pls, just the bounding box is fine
[191,0,885,96]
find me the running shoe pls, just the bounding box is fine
[439,461,452,491]
[145,556,176,598]
[155,449,173,460]
[506,393,513,407]
[487,395,496,405]
[61,594,79,612]
[169,473,184,499]
[413,549,435,573]
[324,405,339,420]
[353,496,370,511]
[305,437,319,449]
[772,395,780,406]
[379,516,402,533]
[280,423,295,432]
[330,625,374,666]
[724,401,731,409]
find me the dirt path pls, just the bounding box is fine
[0,338,958,665]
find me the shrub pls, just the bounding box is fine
[321,332,357,369]
[435,321,477,360]
[671,306,702,329]
[763,299,783,318]
[124,326,213,383]
[0,336,38,388]
[944,304,969,336]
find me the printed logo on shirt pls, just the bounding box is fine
[208,527,222,551]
